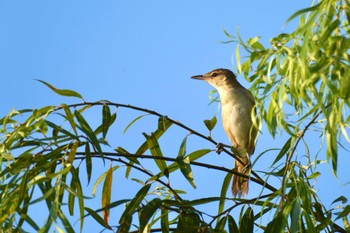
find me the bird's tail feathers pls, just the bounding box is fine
[232,155,250,197]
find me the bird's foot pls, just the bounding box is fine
[242,154,251,173]
[216,143,224,154]
[216,143,232,154]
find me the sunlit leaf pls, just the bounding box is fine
[35,79,83,100]
[143,133,167,172]
[74,110,102,155]
[102,165,113,226]
[203,116,217,132]
[177,155,196,189]
[61,104,77,135]
[123,114,149,134]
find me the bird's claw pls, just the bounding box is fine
[216,143,224,154]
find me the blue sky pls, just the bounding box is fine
[1,1,348,232]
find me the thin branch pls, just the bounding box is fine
[51,101,270,185]
[74,152,277,193]
[280,103,332,203]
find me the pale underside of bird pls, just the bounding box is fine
[191,68,258,197]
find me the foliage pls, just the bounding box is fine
[0,0,350,232]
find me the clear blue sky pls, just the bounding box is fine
[1,1,348,232]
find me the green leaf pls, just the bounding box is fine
[272,137,292,165]
[176,211,201,232]
[139,198,162,231]
[67,141,79,164]
[161,207,169,233]
[332,196,348,205]
[203,116,217,132]
[236,45,242,73]
[85,207,112,229]
[239,207,254,233]
[228,215,238,233]
[177,155,196,189]
[115,146,140,164]
[35,79,83,99]
[285,2,322,24]
[177,136,187,158]
[215,216,227,231]
[143,133,167,172]
[61,104,77,135]
[92,166,119,197]
[85,143,92,185]
[265,212,286,233]
[102,165,113,226]
[74,110,102,155]
[102,104,112,139]
[119,184,151,232]
[123,114,149,134]
[218,172,233,215]
[149,149,211,181]
[69,167,85,232]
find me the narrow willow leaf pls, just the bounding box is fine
[85,143,92,185]
[236,45,242,73]
[69,167,85,232]
[239,207,254,233]
[123,114,149,134]
[177,136,187,158]
[143,133,167,172]
[102,165,113,226]
[177,211,201,231]
[218,172,233,215]
[58,209,75,233]
[119,184,151,232]
[290,200,301,233]
[161,207,169,233]
[272,137,292,165]
[148,149,210,182]
[102,104,112,139]
[92,166,119,197]
[35,79,83,99]
[115,146,140,164]
[228,215,238,233]
[67,141,79,164]
[74,110,102,155]
[332,196,348,205]
[215,216,227,231]
[139,198,162,231]
[177,156,196,189]
[61,104,77,135]
[286,2,322,24]
[85,207,112,229]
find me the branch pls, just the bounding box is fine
[52,101,271,187]
[74,152,277,193]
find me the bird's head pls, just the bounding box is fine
[191,68,240,89]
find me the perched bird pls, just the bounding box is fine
[191,68,258,197]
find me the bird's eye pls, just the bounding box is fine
[212,72,217,77]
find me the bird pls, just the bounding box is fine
[191,68,258,197]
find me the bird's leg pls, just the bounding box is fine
[215,143,231,154]
[242,153,251,173]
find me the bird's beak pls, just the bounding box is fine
[191,75,206,80]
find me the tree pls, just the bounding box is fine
[1,1,349,232]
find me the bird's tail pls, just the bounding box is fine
[232,155,250,197]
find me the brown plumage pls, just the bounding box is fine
[191,68,258,197]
